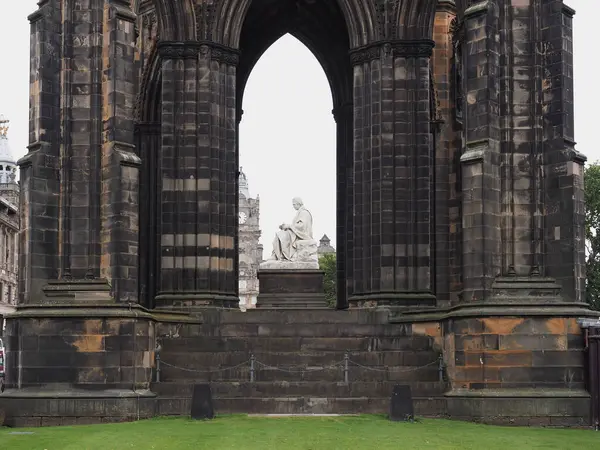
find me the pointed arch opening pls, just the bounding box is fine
[238,35,336,309]
[236,0,353,309]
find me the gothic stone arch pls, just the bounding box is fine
[7,0,595,426]
[133,0,441,310]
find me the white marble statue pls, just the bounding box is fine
[260,197,319,269]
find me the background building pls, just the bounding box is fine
[238,168,263,310]
[0,115,19,317]
[317,234,336,257]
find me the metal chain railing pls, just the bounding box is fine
[155,352,446,384]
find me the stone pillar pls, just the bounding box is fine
[59,0,104,281]
[1,1,157,426]
[541,2,586,303]
[333,103,353,309]
[349,41,436,308]
[154,41,239,309]
[459,2,502,304]
[137,122,161,308]
[19,0,117,302]
[443,0,597,424]
[100,0,142,303]
[432,1,460,308]
[18,0,61,304]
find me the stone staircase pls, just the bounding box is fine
[152,310,449,417]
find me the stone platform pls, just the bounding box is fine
[0,307,594,427]
[256,269,327,309]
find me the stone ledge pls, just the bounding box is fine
[464,1,490,18]
[259,262,320,271]
[349,292,437,308]
[390,302,599,323]
[154,293,240,310]
[0,393,157,427]
[5,303,155,320]
[445,388,589,398]
[0,387,156,399]
[445,389,590,425]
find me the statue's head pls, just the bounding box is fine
[292,197,303,210]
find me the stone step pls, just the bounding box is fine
[160,323,425,338]
[151,381,448,398]
[213,323,419,338]
[159,350,441,368]
[255,303,330,310]
[158,364,441,383]
[158,336,435,353]
[155,396,448,417]
[215,309,392,324]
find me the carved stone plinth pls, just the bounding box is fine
[256,269,327,309]
[0,303,158,427]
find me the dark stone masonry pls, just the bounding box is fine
[0,0,598,427]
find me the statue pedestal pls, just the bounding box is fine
[256,269,328,309]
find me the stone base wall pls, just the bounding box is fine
[446,393,590,427]
[2,306,155,391]
[445,317,585,391]
[0,307,595,427]
[0,392,156,427]
[0,304,157,426]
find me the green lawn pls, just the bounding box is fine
[1,415,598,450]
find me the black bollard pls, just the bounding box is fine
[190,384,215,420]
[389,385,414,422]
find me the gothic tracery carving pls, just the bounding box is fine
[449,17,464,123]
[430,68,442,123]
[134,40,158,123]
[374,0,402,40]
[349,40,435,65]
[195,0,217,41]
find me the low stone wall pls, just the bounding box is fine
[0,304,157,426]
[0,306,594,427]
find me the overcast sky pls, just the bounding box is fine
[0,1,597,251]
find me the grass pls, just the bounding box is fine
[0,415,598,450]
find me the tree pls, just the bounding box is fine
[319,253,337,308]
[585,162,600,310]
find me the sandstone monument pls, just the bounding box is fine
[0,0,596,428]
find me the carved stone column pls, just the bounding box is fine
[431,1,460,308]
[101,0,142,303]
[333,103,353,309]
[18,0,61,304]
[459,1,502,304]
[349,40,436,308]
[154,41,239,309]
[2,1,156,423]
[444,0,596,424]
[541,3,586,303]
[137,122,161,308]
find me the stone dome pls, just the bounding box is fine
[0,115,17,184]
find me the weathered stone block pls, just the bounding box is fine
[257,270,327,309]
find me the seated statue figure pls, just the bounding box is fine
[262,197,319,269]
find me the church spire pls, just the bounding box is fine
[239,166,250,199]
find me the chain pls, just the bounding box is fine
[157,356,440,376]
[159,360,249,373]
[254,359,346,374]
[347,358,439,373]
